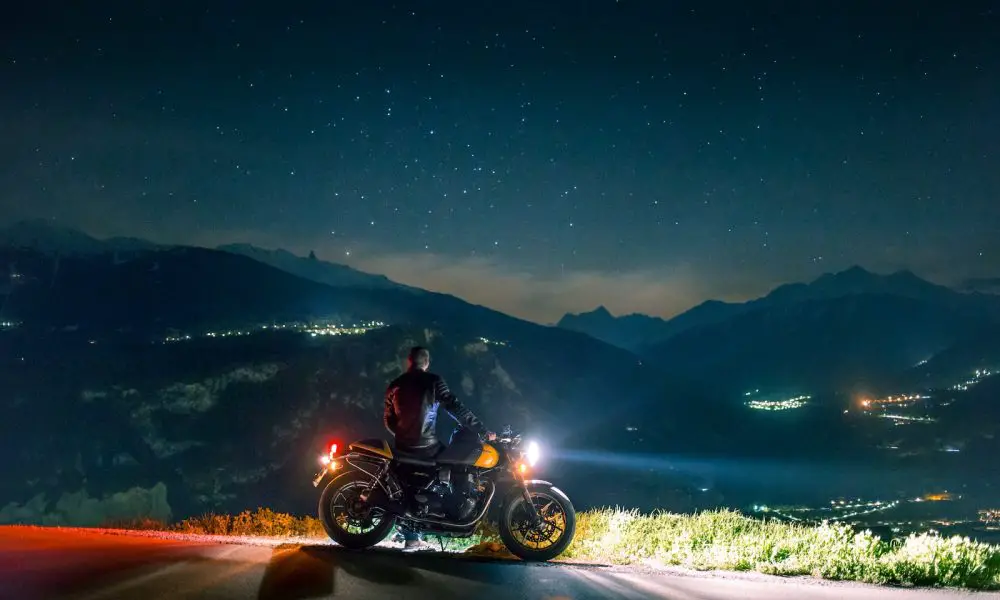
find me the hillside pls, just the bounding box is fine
[0,246,370,333]
[0,327,611,520]
[642,293,992,395]
[0,219,161,255]
[901,323,1000,389]
[0,243,661,416]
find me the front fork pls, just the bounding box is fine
[515,467,542,525]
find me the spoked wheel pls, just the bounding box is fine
[319,470,395,549]
[498,485,576,561]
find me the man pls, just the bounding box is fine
[384,346,494,550]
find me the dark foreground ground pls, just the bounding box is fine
[1,527,997,600]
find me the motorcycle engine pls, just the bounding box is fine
[411,468,479,521]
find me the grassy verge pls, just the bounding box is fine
[105,507,1000,590]
[565,509,1000,590]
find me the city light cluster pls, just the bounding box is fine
[746,395,811,411]
[752,498,901,523]
[0,320,20,329]
[477,336,508,346]
[921,493,958,502]
[879,413,936,424]
[980,510,1000,527]
[860,393,929,410]
[951,368,996,391]
[753,492,967,532]
[307,320,386,336]
[163,320,387,343]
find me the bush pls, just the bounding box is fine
[143,506,1000,590]
[172,508,324,538]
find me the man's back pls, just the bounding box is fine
[385,368,443,450]
[384,349,486,452]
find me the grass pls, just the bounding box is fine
[101,507,1000,590]
[562,508,1000,590]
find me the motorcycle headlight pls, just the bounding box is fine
[525,441,541,467]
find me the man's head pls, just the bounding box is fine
[407,346,431,371]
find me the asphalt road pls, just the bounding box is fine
[1,527,997,600]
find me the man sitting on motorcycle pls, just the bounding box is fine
[384,345,495,550]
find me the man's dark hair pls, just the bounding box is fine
[407,346,430,369]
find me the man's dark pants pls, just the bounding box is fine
[398,428,481,542]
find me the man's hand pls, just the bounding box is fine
[486,431,497,441]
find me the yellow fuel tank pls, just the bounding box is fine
[473,443,500,468]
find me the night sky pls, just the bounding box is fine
[2,1,998,323]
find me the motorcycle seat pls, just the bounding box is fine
[392,447,437,467]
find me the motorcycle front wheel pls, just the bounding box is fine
[319,469,395,549]
[498,483,576,562]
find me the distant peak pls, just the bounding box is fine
[838,265,873,277]
[557,305,616,327]
[811,265,876,284]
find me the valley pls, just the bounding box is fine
[1,221,999,545]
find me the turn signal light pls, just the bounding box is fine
[517,462,529,475]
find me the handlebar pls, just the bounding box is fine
[492,424,522,446]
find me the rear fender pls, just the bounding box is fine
[311,452,403,500]
[343,454,405,499]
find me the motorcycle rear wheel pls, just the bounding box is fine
[319,469,395,549]
[498,484,576,562]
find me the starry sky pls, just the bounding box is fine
[1,1,998,323]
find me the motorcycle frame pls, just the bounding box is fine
[314,443,542,531]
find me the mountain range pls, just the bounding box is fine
[5,217,1000,393]
[559,266,1000,354]
[559,265,1000,391]
[1,218,999,525]
[0,219,400,291]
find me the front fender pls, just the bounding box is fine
[522,479,555,488]
[499,479,573,512]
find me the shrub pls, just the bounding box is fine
[172,508,323,538]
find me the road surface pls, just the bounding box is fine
[1,526,996,599]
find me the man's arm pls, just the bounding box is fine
[383,385,397,434]
[434,376,486,434]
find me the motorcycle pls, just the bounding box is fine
[311,426,576,561]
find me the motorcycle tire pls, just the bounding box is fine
[319,469,396,549]
[498,483,576,562]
